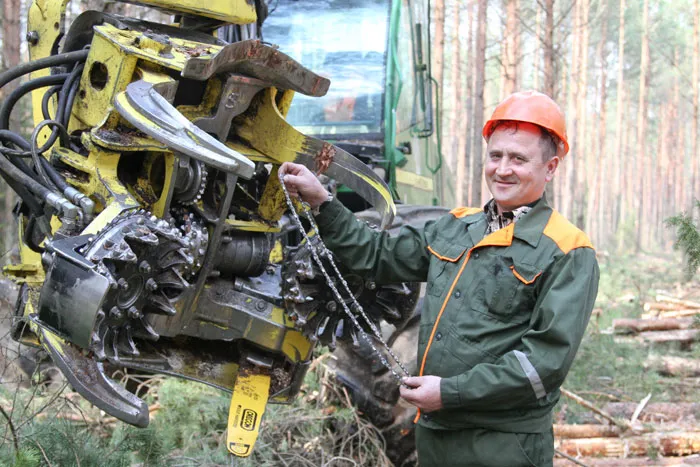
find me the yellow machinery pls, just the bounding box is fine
[0,0,414,458]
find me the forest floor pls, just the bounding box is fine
[0,252,699,466]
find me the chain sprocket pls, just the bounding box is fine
[81,210,208,362]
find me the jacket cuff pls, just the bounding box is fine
[440,376,462,409]
[314,196,345,227]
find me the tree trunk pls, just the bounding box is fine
[613,318,696,334]
[614,0,626,247]
[575,0,590,230]
[533,5,542,91]
[692,0,699,211]
[502,0,519,96]
[543,0,556,205]
[646,356,700,377]
[554,424,621,439]
[635,0,649,251]
[556,433,700,458]
[588,0,608,244]
[471,0,487,207]
[450,0,465,205]
[466,0,475,206]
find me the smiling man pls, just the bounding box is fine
[280,91,599,466]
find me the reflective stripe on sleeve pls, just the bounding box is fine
[513,350,547,399]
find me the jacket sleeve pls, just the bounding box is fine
[312,197,432,283]
[440,246,599,410]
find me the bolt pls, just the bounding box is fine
[139,261,152,274]
[118,278,129,290]
[326,301,337,312]
[366,281,377,291]
[127,306,141,319]
[26,31,39,45]
[255,301,267,311]
[146,278,158,292]
[109,306,123,319]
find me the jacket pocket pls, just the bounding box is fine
[425,238,468,298]
[476,256,541,323]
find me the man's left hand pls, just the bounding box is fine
[399,375,443,412]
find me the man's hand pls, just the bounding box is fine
[399,375,444,412]
[279,162,329,209]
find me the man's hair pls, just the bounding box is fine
[487,120,559,162]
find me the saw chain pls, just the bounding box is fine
[279,172,411,385]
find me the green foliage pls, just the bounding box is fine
[666,201,700,278]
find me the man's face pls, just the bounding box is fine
[484,122,559,214]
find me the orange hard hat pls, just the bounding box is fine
[482,90,569,158]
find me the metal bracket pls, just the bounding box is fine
[114,79,255,179]
[182,40,330,97]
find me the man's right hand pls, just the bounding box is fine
[279,162,329,209]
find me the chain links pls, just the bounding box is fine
[279,172,411,384]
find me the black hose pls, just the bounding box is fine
[0,150,54,200]
[0,162,44,214]
[0,50,89,90]
[42,85,62,120]
[0,130,30,150]
[40,157,69,191]
[0,74,69,130]
[59,64,85,125]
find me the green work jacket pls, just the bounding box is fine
[314,195,599,433]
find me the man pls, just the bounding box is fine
[280,91,599,466]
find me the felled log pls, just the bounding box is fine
[643,309,700,320]
[555,432,700,458]
[554,455,700,466]
[615,329,699,344]
[644,302,687,312]
[603,403,700,423]
[554,424,621,438]
[613,318,695,334]
[655,295,700,309]
[646,356,700,377]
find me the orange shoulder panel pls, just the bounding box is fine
[542,210,594,253]
[449,207,482,218]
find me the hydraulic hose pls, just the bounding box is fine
[0,152,77,219]
[0,130,30,150]
[0,74,69,130]
[42,85,62,120]
[0,50,89,90]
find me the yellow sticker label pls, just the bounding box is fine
[226,371,271,458]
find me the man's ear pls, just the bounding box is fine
[544,156,559,182]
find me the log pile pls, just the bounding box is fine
[554,390,700,466]
[613,294,699,346]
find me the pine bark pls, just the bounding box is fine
[543,0,556,205]
[472,0,487,207]
[614,0,626,242]
[635,0,650,251]
[502,0,519,96]
[575,0,590,230]
[692,0,700,211]
[450,0,465,204]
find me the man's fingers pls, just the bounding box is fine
[401,376,422,388]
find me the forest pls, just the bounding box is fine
[1,0,700,466]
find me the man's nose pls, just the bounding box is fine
[495,157,512,176]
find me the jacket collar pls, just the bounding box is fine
[461,195,553,249]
